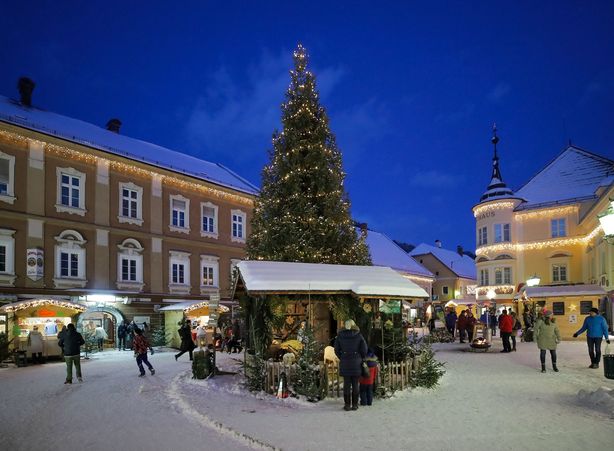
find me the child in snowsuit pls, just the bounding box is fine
[359,349,378,406]
[133,328,155,377]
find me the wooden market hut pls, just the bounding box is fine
[233,260,429,346]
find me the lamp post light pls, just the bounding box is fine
[526,275,541,287]
[598,198,614,244]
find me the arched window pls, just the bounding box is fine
[495,254,514,260]
[54,230,87,288]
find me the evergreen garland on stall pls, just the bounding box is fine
[246,43,371,266]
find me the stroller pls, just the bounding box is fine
[523,327,534,342]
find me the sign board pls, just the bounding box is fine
[208,293,220,327]
[380,300,401,314]
[133,316,151,326]
[26,248,44,281]
[568,314,577,324]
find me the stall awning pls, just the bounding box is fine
[159,301,229,313]
[524,284,606,298]
[0,299,87,313]
[235,261,429,299]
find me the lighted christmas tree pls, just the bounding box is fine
[247,44,371,265]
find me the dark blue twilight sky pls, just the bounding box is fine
[1,1,613,251]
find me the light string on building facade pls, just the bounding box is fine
[514,205,578,221]
[0,298,87,313]
[476,224,603,256]
[0,129,254,207]
[473,201,516,217]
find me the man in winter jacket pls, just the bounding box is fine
[498,310,514,353]
[573,308,611,368]
[58,323,85,384]
[445,309,457,341]
[117,321,127,350]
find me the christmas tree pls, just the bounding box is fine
[293,324,325,401]
[247,44,371,265]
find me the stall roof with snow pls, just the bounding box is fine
[524,284,606,298]
[0,95,258,195]
[233,261,429,299]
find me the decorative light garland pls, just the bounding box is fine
[184,300,229,314]
[0,129,255,206]
[476,285,515,296]
[473,201,516,217]
[514,205,578,221]
[476,224,603,255]
[0,298,87,313]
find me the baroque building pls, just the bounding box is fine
[0,78,256,351]
[473,126,613,337]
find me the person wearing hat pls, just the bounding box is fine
[534,310,561,373]
[573,307,610,369]
[334,319,367,411]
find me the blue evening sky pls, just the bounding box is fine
[1,1,613,252]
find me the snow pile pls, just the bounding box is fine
[577,386,614,418]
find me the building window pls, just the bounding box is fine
[580,301,593,315]
[442,286,449,295]
[552,302,565,315]
[551,218,566,238]
[479,269,489,286]
[494,267,512,285]
[54,230,87,288]
[56,167,86,216]
[200,255,219,293]
[494,223,511,243]
[116,238,144,291]
[200,202,219,239]
[552,264,567,283]
[231,209,246,243]
[478,226,488,246]
[169,251,191,294]
[0,229,16,286]
[0,150,16,204]
[169,194,190,233]
[118,182,143,226]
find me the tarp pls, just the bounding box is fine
[236,261,429,298]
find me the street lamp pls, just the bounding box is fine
[526,275,541,287]
[598,198,614,244]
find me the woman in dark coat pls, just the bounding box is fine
[334,319,368,411]
[175,320,195,361]
[457,311,468,343]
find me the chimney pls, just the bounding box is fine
[17,77,35,107]
[457,245,464,256]
[435,239,442,248]
[106,118,122,133]
[359,222,368,237]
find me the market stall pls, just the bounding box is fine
[160,301,229,348]
[0,299,86,359]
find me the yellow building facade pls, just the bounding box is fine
[473,128,613,338]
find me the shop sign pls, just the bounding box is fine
[569,314,577,324]
[133,316,150,325]
[208,293,220,327]
[26,248,44,281]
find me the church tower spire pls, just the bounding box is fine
[479,124,516,202]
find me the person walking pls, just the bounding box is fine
[499,309,514,353]
[27,326,44,364]
[175,320,195,361]
[457,310,468,343]
[58,323,85,384]
[466,311,477,342]
[489,309,498,337]
[445,308,457,341]
[511,311,522,351]
[57,325,67,357]
[334,319,368,411]
[133,327,155,377]
[535,310,560,373]
[573,307,610,369]
[117,320,127,350]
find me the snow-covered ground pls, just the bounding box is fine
[1,339,613,451]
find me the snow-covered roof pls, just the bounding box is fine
[515,146,613,210]
[410,243,476,280]
[360,228,433,278]
[524,284,606,298]
[236,261,429,298]
[0,95,258,195]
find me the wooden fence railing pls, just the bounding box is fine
[264,357,420,398]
